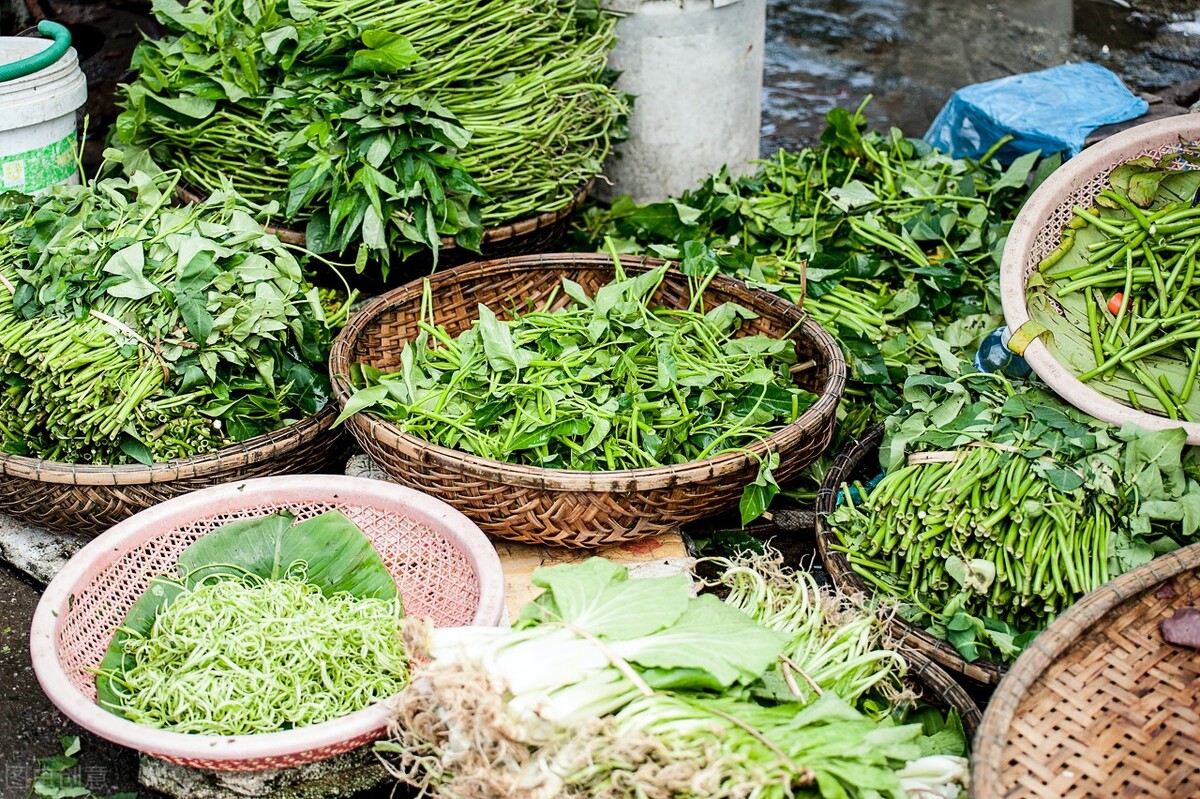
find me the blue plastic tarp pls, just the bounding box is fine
[924,62,1148,162]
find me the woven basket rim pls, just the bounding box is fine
[0,404,336,486]
[971,539,1200,791]
[815,424,1008,685]
[898,643,984,739]
[28,474,506,768]
[174,180,594,250]
[1000,114,1200,445]
[328,253,846,493]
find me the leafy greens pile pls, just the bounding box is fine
[0,158,342,465]
[338,254,818,524]
[96,511,408,735]
[380,557,969,799]
[827,363,1200,663]
[576,102,1057,495]
[117,0,627,269]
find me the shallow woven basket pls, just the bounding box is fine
[1000,113,1200,444]
[0,405,346,536]
[972,541,1200,798]
[330,253,846,548]
[176,181,592,279]
[29,475,506,772]
[815,425,1008,685]
[901,644,984,741]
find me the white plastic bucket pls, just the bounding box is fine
[597,0,766,204]
[0,35,87,194]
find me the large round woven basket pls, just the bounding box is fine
[330,253,846,548]
[1000,113,1200,444]
[29,475,506,771]
[815,425,1008,685]
[0,405,346,536]
[972,540,1200,798]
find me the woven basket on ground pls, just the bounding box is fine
[815,425,1008,685]
[0,406,346,536]
[972,541,1200,798]
[329,253,846,548]
[1000,113,1200,444]
[30,475,505,771]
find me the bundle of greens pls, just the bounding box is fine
[379,557,969,799]
[96,511,408,735]
[337,252,818,524]
[117,0,626,269]
[576,102,1057,495]
[1029,147,1200,420]
[827,363,1200,663]
[0,156,344,465]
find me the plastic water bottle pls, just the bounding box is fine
[974,325,1032,379]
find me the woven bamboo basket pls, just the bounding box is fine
[30,475,506,771]
[176,181,592,282]
[0,405,346,536]
[815,425,1008,685]
[1000,113,1200,444]
[330,253,846,548]
[972,541,1200,798]
[901,643,984,740]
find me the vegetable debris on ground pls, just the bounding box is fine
[379,556,969,799]
[0,154,346,465]
[95,511,407,735]
[827,362,1200,663]
[1029,146,1200,420]
[337,248,818,524]
[117,0,627,270]
[575,101,1058,497]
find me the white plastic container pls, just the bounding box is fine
[0,32,87,194]
[597,0,766,204]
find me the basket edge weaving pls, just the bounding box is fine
[970,540,1200,798]
[999,113,1200,443]
[329,253,847,548]
[814,424,1008,685]
[0,405,347,535]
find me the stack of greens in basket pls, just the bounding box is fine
[826,362,1200,664]
[337,248,818,524]
[576,101,1058,496]
[1028,146,1200,420]
[96,511,408,734]
[116,0,627,271]
[379,556,970,799]
[0,153,346,465]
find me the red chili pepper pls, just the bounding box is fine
[1108,292,1124,316]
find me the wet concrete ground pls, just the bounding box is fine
[2,0,1199,796]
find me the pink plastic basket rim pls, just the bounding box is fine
[1000,114,1200,444]
[28,475,506,766]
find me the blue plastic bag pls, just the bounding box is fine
[924,62,1148,163]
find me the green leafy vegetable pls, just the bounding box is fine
[338,256,818,522]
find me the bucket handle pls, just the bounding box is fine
[0,21,73,83]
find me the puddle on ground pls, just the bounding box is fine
[763,0,1200,153]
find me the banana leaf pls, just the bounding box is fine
[95,510,398,716]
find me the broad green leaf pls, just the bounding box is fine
[612,594,785,688]
[333,383,391,425]
[350,30,418,73]
[477,304,519,372]
[103,243,159,299]
[521,558,690,638]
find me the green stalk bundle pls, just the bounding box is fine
[0,159,341,465]
[117,0,627,269]
[1029,148,1200,421]
[827,366,1200,664]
